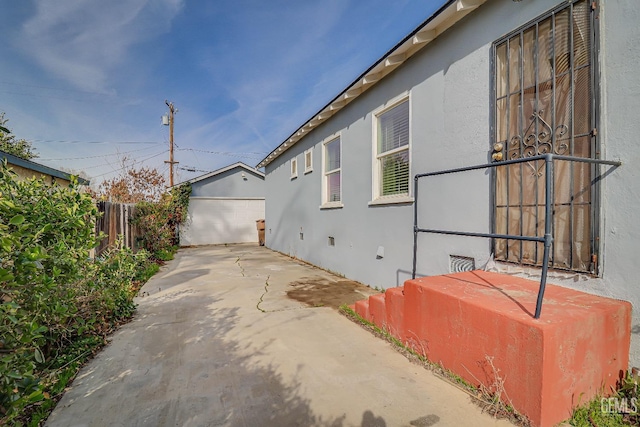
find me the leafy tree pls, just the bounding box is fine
[0,112,38,160]
[92,156,166,203]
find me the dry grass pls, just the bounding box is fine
[339,305,530,427]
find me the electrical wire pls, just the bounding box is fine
[67,149,166,171]
[38,145,158,161]
[176,148,266,159]
[28,138,163,145]
[0,89,111,104]
[178,166,209,173]
[89,150,169,178]
[0,80,107,96]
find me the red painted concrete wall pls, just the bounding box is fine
[354,270,631,427]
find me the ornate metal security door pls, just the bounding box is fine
[492,0,598,273]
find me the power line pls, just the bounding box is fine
[0,80,107,96]
[77,150,168,171]
[178,166,210,173]
[39,145,158,161]
[0,81,129,105]
[89,150,169,178]
[176,148,266,159]
[179,147,266,155]
[0,89,111,104]
[28,139,163,145]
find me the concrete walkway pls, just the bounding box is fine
[46,245,514,427]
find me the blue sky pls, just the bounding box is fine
[0,0,443,185]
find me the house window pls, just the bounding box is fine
[290,157,298,179]
[374,98,410,200]
[304,148,313,174]
[322,136,341,207]
[493,0,597,273]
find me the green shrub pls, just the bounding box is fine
[0,162,153,423]
[133,200,175,257]
[132,183,190,260]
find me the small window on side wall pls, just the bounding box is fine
[304,148,313,174]
[290,157,298,179]
[321,136,342,208]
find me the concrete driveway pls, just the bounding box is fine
[46,244,513,427]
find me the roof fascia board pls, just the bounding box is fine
[0,150,90,185]
[175,162,265,187]
[258,0,489,169]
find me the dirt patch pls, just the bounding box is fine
[286,276,377,309]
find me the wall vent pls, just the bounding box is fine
[450,255,475,273]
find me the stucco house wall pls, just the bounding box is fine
[263,0,640,364]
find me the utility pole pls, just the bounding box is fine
[163,100,178,187]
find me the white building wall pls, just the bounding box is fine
[181,198,265,246]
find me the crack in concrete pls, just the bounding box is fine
[256,275,311,313]
[234,256,245,277]
[256,275,270,313]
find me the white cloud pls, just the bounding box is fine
[18,0,184,92]
[189,0,356,157]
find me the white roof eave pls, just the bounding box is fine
[172,162,264,188]
[257,0,487,169]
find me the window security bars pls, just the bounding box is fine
[492,0,597,273]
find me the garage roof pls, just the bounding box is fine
[0,150,90,185]
[175,162,264,187]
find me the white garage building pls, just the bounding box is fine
[178,162,265,246]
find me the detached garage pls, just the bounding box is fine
[177,162,265,246]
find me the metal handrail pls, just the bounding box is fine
[411,153,621,319]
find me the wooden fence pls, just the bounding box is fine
[95,201,141,256]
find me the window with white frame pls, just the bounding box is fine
[304,148,313,174]
[290,157,298,179]
[374,98,410,199]
[322,137,341,206]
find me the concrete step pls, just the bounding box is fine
[350,270,631,427]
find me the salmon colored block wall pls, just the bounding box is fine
[352,271,631,427]
[369,294,387,330]
[354,299,371,323]
[385,287,405,341]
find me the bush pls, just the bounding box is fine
[132,183,190,260]
[0,162,152,423]
[133,201,175,257]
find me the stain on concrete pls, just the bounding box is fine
[286,276,376,309]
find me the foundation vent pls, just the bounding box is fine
[450,255,475,273]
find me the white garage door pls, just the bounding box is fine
[180,197,265,246]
